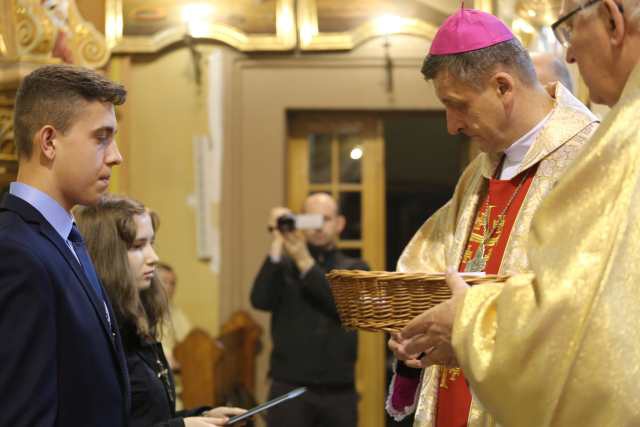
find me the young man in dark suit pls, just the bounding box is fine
[0,65,129,426]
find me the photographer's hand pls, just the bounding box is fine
[268,207,290,262]
[282,230,315,275]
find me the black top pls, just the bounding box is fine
[122,324,208,427]
[250,246,368,386]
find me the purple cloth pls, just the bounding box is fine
[390,373,421,411]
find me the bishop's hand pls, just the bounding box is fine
[399,269,470,367]
[388,332,424,368]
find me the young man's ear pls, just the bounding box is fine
[37,126,57,161]
[604,0,625,46]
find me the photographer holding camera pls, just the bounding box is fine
[251,192,368,427]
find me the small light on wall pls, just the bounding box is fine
[181,3,215,37]
[375,14,404,35]
[527,9,537,17]
[350,146,363,160]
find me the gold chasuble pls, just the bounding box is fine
[452,65,640,426]
[390,84,599,427]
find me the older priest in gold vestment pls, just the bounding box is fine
[386,7,599,427]
[399,0,640,425]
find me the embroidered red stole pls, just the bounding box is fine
[435,165,538,427]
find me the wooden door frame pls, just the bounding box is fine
[288,111,386,427]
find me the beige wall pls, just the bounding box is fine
[111,46,221,334]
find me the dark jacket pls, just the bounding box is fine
[250,247,368,386]
[122,324,208,427]
[0,194,130,427]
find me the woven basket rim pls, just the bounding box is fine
[326,269,506,282]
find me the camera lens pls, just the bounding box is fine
[276,214,296,232]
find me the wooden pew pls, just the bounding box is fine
[174,310,262,409]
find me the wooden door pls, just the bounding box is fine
[288,111,386,427]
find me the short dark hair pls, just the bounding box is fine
[13,64,127,159]
[421,38,537,90]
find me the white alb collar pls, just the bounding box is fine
[499,110,553,180]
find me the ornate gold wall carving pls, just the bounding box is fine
[105,0,296,53]
[66,2,111,67]
[15,1,57,56]
[2,0,110,68]
[0,96,17,189]
[298,0,442,50]
[0,100,15,161]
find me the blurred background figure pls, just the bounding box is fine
[531,51,574,93]
[158,262,193,370]
[157,262,193,410]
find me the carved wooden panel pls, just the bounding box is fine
[0,98,15,160]
[2,0,110,68]
[0,97,16,191]
[298,0,452,50]
[106,0,296,52]
[123,0,277,35]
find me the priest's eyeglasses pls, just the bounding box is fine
[551,0,601,48]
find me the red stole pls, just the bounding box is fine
[435,165,538,427]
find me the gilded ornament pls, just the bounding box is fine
[3,0,109,68]
[0,107,15,159]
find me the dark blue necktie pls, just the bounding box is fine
[68,225,114,340]
[68,225,106,305]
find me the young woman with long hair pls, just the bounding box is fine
[75,196,245,427]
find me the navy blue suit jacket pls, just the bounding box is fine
[0,194,130,427]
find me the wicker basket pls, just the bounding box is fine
[326,270,507,332]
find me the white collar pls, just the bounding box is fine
[499,110,553,180]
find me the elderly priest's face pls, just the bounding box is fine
[560,0,628,106]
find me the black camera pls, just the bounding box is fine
[274,213,324,233]
[276,214,297,233]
